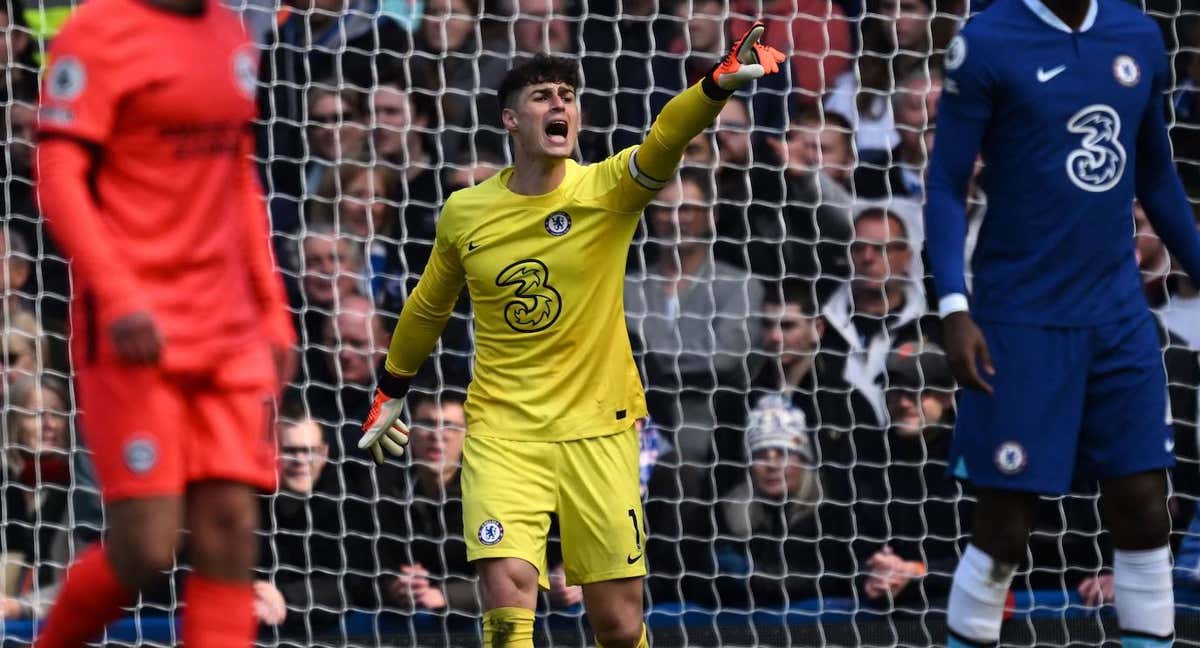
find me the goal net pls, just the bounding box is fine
[3,0,1200,645]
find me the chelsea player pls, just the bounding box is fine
[358,27,785,648]
[924,0,1200,645]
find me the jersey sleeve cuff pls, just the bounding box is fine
[938,293,970,318]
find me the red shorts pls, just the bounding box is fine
[77,344,278,503]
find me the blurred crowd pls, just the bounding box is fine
[4,0,1200,639]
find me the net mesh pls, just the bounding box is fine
[3,0,1200,645]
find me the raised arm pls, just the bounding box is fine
[611,22,785,210]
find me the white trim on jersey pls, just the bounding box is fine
[628,147,670,191]
[1021,0,1097,32]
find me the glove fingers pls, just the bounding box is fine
[358,426,382,449]
[386,426,410,446]
[369,442,385,465]
[736,23,765,65]
[381,436,406,458]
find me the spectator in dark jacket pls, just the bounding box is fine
[853,343,969,609]
[820,208,939,433]
[256,0,408,233]
[255,403,374,637]
[714,401,835,607]
[376,390,478,616]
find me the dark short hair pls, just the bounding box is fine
[854,206,909,240]
[675,168,715,204]
[408,389,467,413]
[497,54,581,109]
[764,278,818,315]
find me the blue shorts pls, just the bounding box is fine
[950,311,1173,494]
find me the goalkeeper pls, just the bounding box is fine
[361,23,784,648]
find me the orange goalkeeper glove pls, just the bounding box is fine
[358,366,411,464]
[703,21,787,99]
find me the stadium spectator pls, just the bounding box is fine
[853,343,969,608]
[376,390,479,615]
[305,294,390,454]
[255,401,374,636]
[625,168,765,465]
[410,0,508,160]
[369,78,427,170]
[303,85,369,192]
[646,0,727,124]
[627,171,764,605]
[4,88,69,332]
[445,151,504,193]
[820,208,937,429]
[512,0,574,55]
[0,2,35,103]
[291,225,367,386]
[730,0,853,122]
[752,109,854,297]
[575,0,664,157]
[2,310,44,395]
[1172,15,1200,193]
[681,131,717,168]
[6,97,33,185]
[295,224,368,315]
[753,282,825,407]
[751,280,855,433]
[256,0,409,232]
[713,402,827,607]
[824,0,933,158]
[306,163,425,312]
[362,80,452,313]
[712,97,756,268]
[308,164,398,242]
[1,228,32,316]
[854,68,942,200]
[1,375,73,619]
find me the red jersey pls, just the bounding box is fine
[38,0,292,375]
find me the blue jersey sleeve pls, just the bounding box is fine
[1136,31,1200,285]
[924,30,994,311]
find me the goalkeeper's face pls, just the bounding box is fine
[504,82,579,160]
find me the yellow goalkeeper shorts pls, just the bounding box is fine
[461,426,647,589]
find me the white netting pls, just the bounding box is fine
[3,0,1200,645]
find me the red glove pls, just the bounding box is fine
[704,21,787,97]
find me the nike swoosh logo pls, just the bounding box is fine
[1037,65,1066,82]
[626,552,642,565]
[468,241,480,251]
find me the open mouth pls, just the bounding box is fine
[545,120,568,144]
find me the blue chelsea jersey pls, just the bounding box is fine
[933,0,1167,325]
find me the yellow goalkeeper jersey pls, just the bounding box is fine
[385,82,724,441]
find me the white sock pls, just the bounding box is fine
[1113,545,1174,640]
[947,544,1015,644]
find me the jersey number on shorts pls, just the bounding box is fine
[1065,103,1126,193]
[626,507,644,564]
[495,259,563,333]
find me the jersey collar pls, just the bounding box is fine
[1021,0,1097,32]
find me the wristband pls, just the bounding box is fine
[376,361,412,399]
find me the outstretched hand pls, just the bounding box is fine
[708,21,787,91]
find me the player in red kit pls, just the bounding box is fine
[33,0,295,646]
